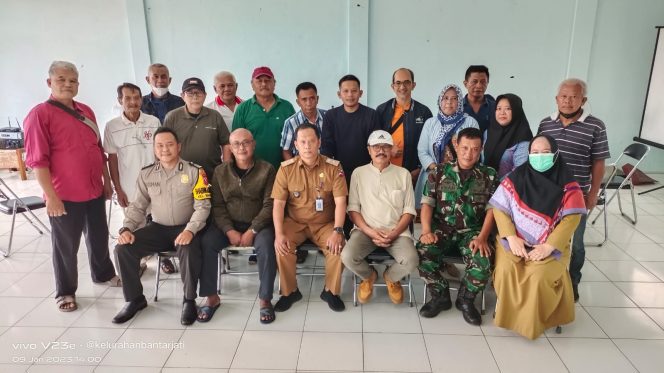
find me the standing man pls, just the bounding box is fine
[537,78,609,302]
[341,130,418,304]
[376,68,432,183]
[233,66,296,169]
[198,129,277,324]
[280,82,326,160]
[272,124,348,312]
[322,74,381,181]
[417,128,497,325]
[141,63,185,124]
[24,61,119,312]
[112,127,210,325]
[206,71,243,132]
[104,83,160,208]
[163,77,231,179]
[462,65,496,135]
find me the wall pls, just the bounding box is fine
[1,0,662,170]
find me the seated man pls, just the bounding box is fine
[112,127,211,326]
[341,130,418,304]
[199,129,277,324]
[417,128,497,325]
[272,124,348,312]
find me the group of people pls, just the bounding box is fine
[23,60,609,340]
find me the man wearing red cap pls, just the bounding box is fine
[232,66,295,169]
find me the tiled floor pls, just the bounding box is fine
[1,169,664,372]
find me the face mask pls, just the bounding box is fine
[152,87,169,97]
[529,153,555,172]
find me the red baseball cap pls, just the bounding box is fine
[252,66,274,80]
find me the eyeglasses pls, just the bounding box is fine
[370,144,393,151]
[392,80,413,87]
[230,140,253,149]
[441,96,459,102]
[185,90,204,97]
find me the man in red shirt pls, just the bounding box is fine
[24,60,119,312]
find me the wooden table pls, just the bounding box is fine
[0,148,27,180]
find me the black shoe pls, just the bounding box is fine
[248,254,257,264]
[573,283,579,303]
[320,289,345,312]
[181,299,197,325]
[274,289,303,312]
[455,285,482,326]
[419,288,452,318]
[112,296,147,324]
[296,249,308,264]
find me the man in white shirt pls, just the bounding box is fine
[206,71,242,132]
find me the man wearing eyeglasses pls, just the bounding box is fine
[206,71,243,132]
[163,77,231,178]
[197,128,277,323]
[341,130,418,305]
[376,68,432,184]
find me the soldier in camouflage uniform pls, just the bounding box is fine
[417,128,497,325]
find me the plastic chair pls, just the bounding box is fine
[352,248,414,307]
[0,177,50,257]
[589,143,650,246]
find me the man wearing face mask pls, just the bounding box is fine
[141,63,185,124]
[537,78,610,303]
[417,128,497,325]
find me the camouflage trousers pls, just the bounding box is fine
[417,230,491,295]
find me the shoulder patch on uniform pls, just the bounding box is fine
[281,158,296,167]
[188,161,203,169]
[141,162,155,170]
[325,158,340,166]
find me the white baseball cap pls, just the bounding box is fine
[367,130,394,146]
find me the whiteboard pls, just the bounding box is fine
[639,27,664,150]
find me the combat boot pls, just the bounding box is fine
[455,284,482,325]
[419,287,452,318]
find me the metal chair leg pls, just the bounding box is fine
[154,254,161,301]
[407,274,414,307]
[2,200,18,257]
[353,273,358,306]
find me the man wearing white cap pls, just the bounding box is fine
[341,130,418,304]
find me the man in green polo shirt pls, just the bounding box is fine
[232,66,295,169]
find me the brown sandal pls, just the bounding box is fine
[57,295,78,312]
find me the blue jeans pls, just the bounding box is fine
[569,214,587,286]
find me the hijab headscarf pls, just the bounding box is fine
[489,135,586,245]
[433,84,467,163]
[483,93,533,170]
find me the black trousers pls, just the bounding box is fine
[49,195,116,298]
[115,222,202,302]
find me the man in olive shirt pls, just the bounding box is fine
[232,66,296,169]
[112,127,211,326]
[164,77,231,178]
[198,129,277,324]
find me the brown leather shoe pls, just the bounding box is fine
[358,268,378,304]
[383,270,404,304]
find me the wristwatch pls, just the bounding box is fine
[333,227,344,234]
[118,227,130,235]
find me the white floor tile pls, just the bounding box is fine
[0,253,50,273]
[39,327,124,365]
[578,262,610,281]
[297,332,363,371]
[0,326,66,364]
[0,364,31,373]
[128,300,186,330]
[576,282,636,307]
[550,338,636,373]
[418,302,484,335]
[16,297,93,327]
[231,330,301,370]
[165,329,242,368]
[94,367,160,372]
[99,328,183,367]
[193,299,252,330]
[363,333,430,372]
[586,242,633,261]
[615,282,664,308]
[73,297,133,328]
[643,308,664,329]
[28,365,95,372]
[362,302,422,333]
[0,297,43,326]
[545,305,608,338]
[636,219,664,243]
[640,261,664,281]
[585,307,664,339]
[245,298,305,331]
[424,334,498,372]
[163,369,227,373]
[594,260,661,282]
[623,242,664,261]
[486,336,567,373]
[0,272,55,297]
[614,339,664,373]
[303,300,362,332]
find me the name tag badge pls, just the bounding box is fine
[315,197,324,212]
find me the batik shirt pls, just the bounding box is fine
[421,162,497,234]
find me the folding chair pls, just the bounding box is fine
[422,256,487,315]
[0,176,50,257]
[589,143,650,246]
[153,251,179,301]
[352,248,414,307]
[217,246,259,294]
